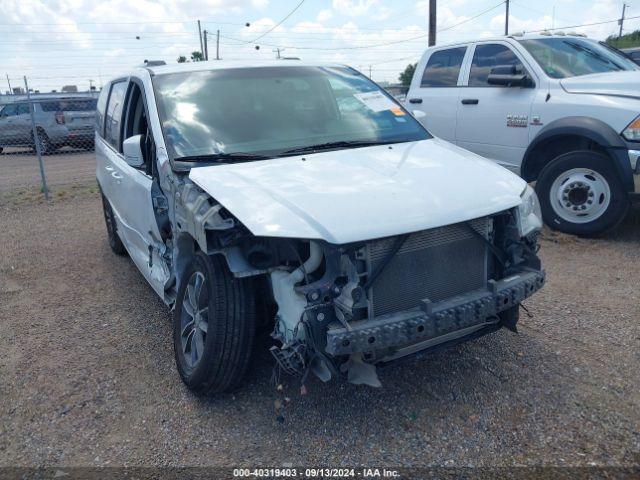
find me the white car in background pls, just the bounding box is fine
[96,61,544,393]
[407,34,640,236]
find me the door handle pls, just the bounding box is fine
[105,165,114,171]
[461,99,479,105]
[408,98,423,104]
[111,171,123,179]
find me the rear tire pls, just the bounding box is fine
[32,129,53,155]
[173,252,256,395]
[535,151,629,236]
[100,192,126,255]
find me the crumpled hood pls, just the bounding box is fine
[560,71,640,99]
[188,138,526,244]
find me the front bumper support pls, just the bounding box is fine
[325,269,545,356]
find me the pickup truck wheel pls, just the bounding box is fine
[100,192,126,255]
[173,252,256,395]
[535,151,629,236]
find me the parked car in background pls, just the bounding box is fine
[407,34,640,236]
[0,97,97,154]
[622,47,640,65]
[96,61,545,394]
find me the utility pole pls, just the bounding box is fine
[197,20,204,57]
[6,74,12,94]
[216,29,220,60]
[505,0,510,36]
[273,47,283,59]
[619,3,627,38]
[428,0,436,46]
[369,65,372,78]
[203,30,209,61]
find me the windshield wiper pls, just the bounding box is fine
[280,140,396,155]
[174,152,273,163]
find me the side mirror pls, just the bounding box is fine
[123,134,145,168]
[412,110,427,120]
[487,65,533,87]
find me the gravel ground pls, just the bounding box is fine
[0,192,638,468]
[0,149,95,193]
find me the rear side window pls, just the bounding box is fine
[61,99,97,111]
[96,88,109,136]
[104,81,128,150]
[469,44,525,86]
[17,104,30,115]
[41,101,61,112]
[420,47,467,87]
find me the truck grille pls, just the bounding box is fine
[367,217,491,318]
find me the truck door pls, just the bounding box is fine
[406,46,468,142]
[455,42,538,172]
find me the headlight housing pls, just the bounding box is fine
[622,116,640,142]
[517,185,543,237]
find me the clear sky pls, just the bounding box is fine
[1,0,637,93]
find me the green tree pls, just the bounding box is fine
[399,63,417,86]
[177,55,187,63]
[606,30,640,49]
[190,51,204,62]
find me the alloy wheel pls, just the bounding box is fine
[179,271,209,369]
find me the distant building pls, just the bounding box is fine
[62,85,79,93]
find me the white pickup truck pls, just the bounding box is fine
[407,34,640,235]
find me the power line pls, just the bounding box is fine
[522,14,640,34]
[438,1,505,33]
[224,1,505,51]
[249,0,307,42]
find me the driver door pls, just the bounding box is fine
[455,42,538,172]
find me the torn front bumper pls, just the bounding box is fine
[325,269,545,357]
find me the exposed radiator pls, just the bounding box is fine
[366,217,492,318]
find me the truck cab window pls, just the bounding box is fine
[420,47,467,87]
[469,44,525,86]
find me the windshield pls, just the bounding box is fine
[153,66,429,161]
[519,38,639,78]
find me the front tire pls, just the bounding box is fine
[535,151,629,236]
[173,252,256,395]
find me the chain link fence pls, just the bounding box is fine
[0,77,100,200]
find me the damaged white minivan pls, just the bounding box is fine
[96,61,545,393]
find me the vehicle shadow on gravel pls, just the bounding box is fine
[602,204,640,242]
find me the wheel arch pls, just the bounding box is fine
[521,117,633,191]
